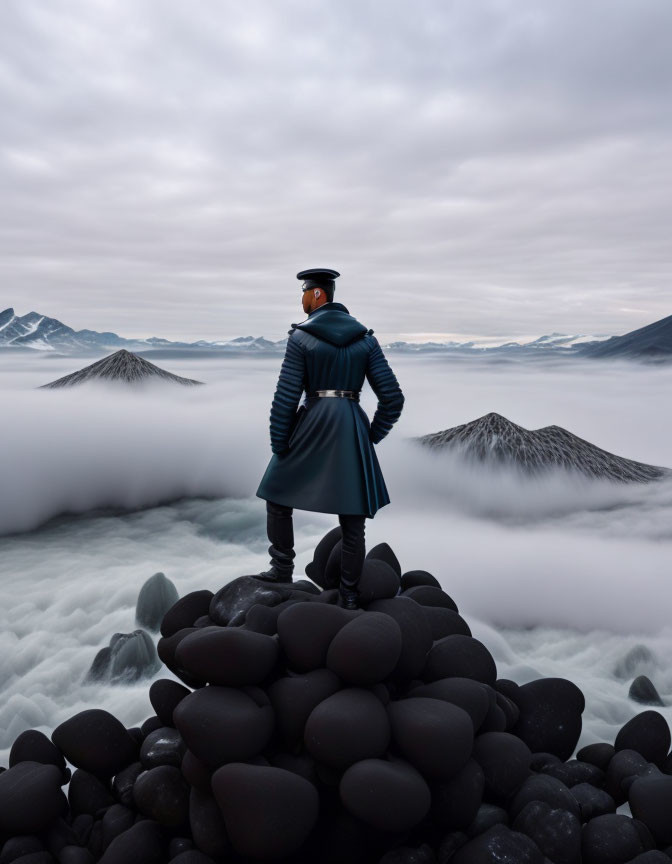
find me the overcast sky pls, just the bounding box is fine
[1,0,671,342]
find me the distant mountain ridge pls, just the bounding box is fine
[417,412,670,483]
[577,313,672,359]
[0,307,284,355]
[1,305,670,359]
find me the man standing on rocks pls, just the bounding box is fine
[256,268,405,609]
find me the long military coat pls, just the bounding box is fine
[256,302,404,517]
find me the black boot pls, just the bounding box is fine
[338,514,366,609]
[339,585,360,611]
[257,501,295,583]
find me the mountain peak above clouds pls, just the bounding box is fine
[578,313,672,359]
[417,412,670,483]
[39,349,203,388]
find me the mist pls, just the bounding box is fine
[1,351,671,765]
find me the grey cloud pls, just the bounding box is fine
[1,0,671,340]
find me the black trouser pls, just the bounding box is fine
[266,500,366,590]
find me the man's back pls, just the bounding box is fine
[256,300,404,517]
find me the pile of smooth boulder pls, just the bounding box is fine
[1,526,672,864]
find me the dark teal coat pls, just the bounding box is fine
[256,302,404,517]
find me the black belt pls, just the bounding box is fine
[306,389,360,401]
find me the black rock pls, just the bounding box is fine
[136,572,179,632]
[604,748,650,805]
[629,774,672,845]
[421,607,472,639]
[97,819,164,864]
[495,692,520,731]
[180,749,211,791]
[378,845,437,864]
[161,590,214,637]
[86,630,161,684]
[540,759,605,788]
[56,847,96,864]
[170,852,217,864]
[614,710,671,767]
[576,742,615,772]
[157,628,202,687]
[175,626,279,686]
[9,730,67,781]
[357,559,402,604]
[437,832,469,864]
[423,635,497,688]
[52,710,139,779]
[188,787,230,859]
[210,576,295,627]
[495,678,520,700]
[148,678,191,727]
[140,715,164,737]
[509,773,581,821]
[100,804,135,851]
[242,601,285,635]
[452,824,545,863]
[569,782,616,820]
[629,676,665,706]
[581,813,654,864]
[368,597,433,680]
[430,758,485,831]
[626,853,672,863]
[410,677,491,732]
[400,570,441,591]
[268,668,341,750]
[4,853,55,864]
[168,837,194,858]
[67,769,115,817]
[277,602,357,672]
[388,697,473,780]
[132,765,189,827]
[326,612,403,685]
[0,761,65,835]
[472,731,532,801]
[529,751,561,771]
[479,700,507,733]
[512,800,581,864]
[339,757,431,832]
[111,761,143,808]
[0,836,46,862]
[366,542,402,577]
[140,727,187,769]
[173,685,274,770]
[510,677,585,761]
[269,751,318,784]
[304,687,391,769]
[403,586,458,611]
[211,763,319,859]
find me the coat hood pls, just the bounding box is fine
[293,302,369,347]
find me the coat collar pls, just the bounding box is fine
[307,301,349,317]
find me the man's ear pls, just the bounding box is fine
[314,288,321,299]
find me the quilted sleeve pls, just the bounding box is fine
[268,332,306,455]
[365,336,405,444]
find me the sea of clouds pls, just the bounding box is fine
[1,351,671,770]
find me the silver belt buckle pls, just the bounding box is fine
[314,389,358,400]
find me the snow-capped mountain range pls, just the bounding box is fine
[1,305,670,359]
[0,307,284,354]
